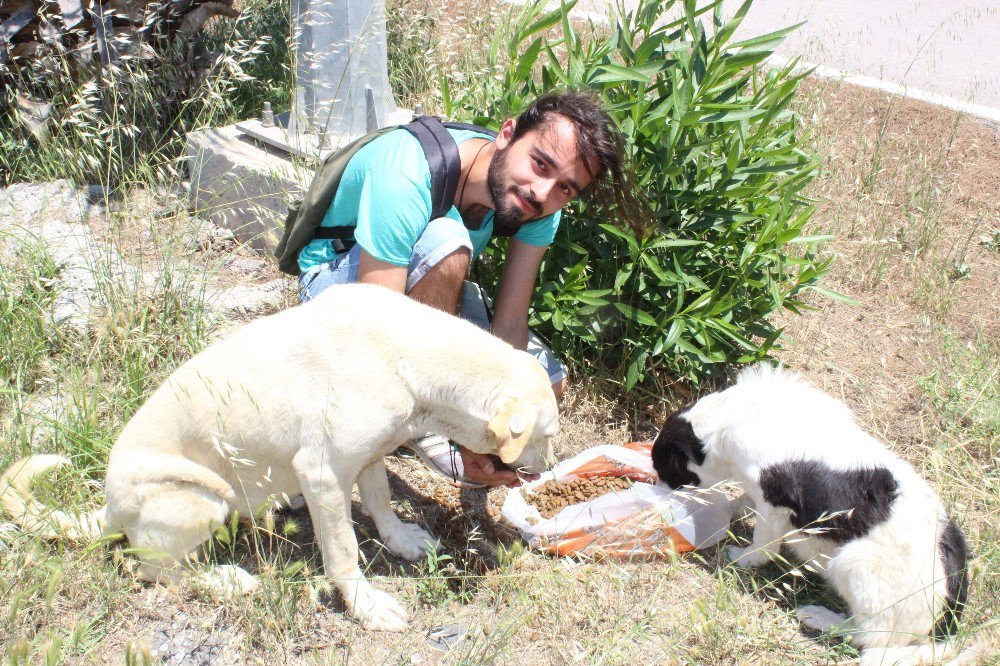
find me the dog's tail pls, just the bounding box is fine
[861,639,987,666]
[0,455,105,541]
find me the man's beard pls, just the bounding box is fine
[487,145,541,237]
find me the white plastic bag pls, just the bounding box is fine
[501,442,732,558]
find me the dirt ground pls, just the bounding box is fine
[771,78,999,439]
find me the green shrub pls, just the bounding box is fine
[442,0,833,384]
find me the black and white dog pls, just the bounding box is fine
[652,364,970,665]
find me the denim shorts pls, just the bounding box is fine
[298,217,567,385]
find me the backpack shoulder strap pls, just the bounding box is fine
[403,117,499,226]
[442,121,498,138]
[401,116,461,221]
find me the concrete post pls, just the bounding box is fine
[288,0,401,144]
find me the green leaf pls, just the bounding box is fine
[729,23,805,51]
[521,1,577,43]
[699,107,765,123]
[552,308,564,330]
[573,289,613,306]
[804,285,860,305]
[640,252,678,283]
[598,222,640,253]
[712,0,753,45]
[662,319,684,348]
[514,37,545,82]
[679,289,714,314]
[788,234,835,244]
[625,346,648,389]
[438,71,452,117]
[542,44,571,86]
[614,302,658,326]
[591,63,653,84]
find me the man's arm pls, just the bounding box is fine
[490,238,547,350]
[357,248,407,292]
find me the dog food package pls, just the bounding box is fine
[501,442,732,558]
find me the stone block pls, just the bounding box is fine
[186,124,311,253]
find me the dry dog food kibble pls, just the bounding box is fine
[524,476,631,519]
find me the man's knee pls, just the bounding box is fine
[551,376,566,400]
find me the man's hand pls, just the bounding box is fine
[458,447,538,488]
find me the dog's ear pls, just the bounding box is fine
[487,397,536,464]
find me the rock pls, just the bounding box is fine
[86,185,112,205]
[0,181,92,227]
[187,219,236,253]
[2,180,291,347]
[426,623,469,652]
[148,614,234,665]
[20,393,73,449]
[0,523,19,553]
[225,256,268,277]
[204,279,289,318]
[0,182,139,332]
[0,182,168,334]
[40,220,140,332]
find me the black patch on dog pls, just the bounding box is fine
[758,461,899,543]
[651,408,706,489]
[934,517,969,638]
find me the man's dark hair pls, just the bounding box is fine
[510,90,642,229]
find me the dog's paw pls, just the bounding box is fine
[349,587,409,632]
[726,545,771,568]
[200,565,260,597]
[383,522,438,561]
[796,605,848,633]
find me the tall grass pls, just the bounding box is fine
[0,200,220,659]
[386,0,440,110]
[915,329,999,650]
[0,221,213,467]
[0,0,290,191]
[0,232,64,403]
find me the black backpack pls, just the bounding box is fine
[274,116,497,276]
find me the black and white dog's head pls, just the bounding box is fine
[651,407,708,489]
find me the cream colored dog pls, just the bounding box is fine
[1,283,559,631]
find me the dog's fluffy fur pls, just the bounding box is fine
[652,365,970,665]
[0,284,559,631]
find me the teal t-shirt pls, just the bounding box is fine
[297,127,562,272]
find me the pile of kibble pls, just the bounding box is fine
[523,476,632,519]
